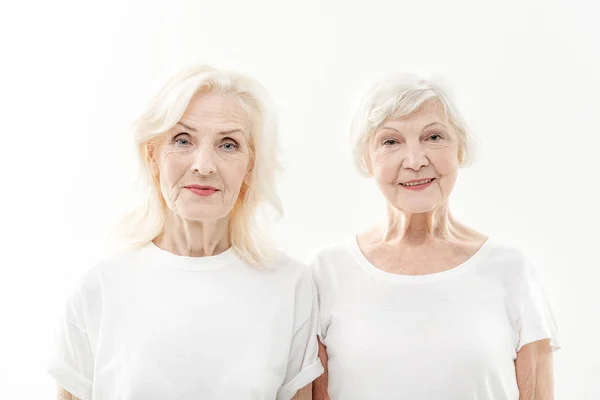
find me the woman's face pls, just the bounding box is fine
[150,93,252,222]
[368,100,461,214]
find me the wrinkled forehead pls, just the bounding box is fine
[391,98,449,125]
[179,92,252,136]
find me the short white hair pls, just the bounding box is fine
[351,72,475,176]
[115,65,283,266]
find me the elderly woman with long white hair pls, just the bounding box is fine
[311,74,560,399]
[48,66,323,400]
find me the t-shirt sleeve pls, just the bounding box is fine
[276,270,324,400]
[308,252,331,342]
[516,257,561,352]
[47,289,94,399]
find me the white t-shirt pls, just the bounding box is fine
[311,237,560,400]
[48,242,324,400]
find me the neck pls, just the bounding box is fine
[381,201,473,246]
[153,211,231,257]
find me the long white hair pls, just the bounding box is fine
[114,65,283,266]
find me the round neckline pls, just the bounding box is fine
[141,241,239,271]
[348,235,493,283]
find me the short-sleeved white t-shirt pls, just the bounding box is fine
[48,242,323,400]
[311,237,560,400]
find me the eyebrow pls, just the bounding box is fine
[422,122,447,130]
[176,122,197,132]
[379,121,447,134]
[176,122,245,136]
[379,126,403,134]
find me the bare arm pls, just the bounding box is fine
[312,338,329,400]
[515,339,554,400]
[57,386,80,400]
[291,382,313,400]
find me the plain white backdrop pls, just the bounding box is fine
[1,0,598,397]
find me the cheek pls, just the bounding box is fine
[218,154,250,191]
[160,151,190,184]
[430,149,459,175]
[429,150,459,195]
[372,151,402,184]
[157,152,192,207]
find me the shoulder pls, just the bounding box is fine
[309,239,355,267]
[307,238,358,290]
[270,250,307,272]
[59,247,142,328]
[75,246,145,295]
[484,240,534,272]
[481,239,545,288]
[254,250,314,289]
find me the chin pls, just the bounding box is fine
[393,199,441,215]
[176,205,231,222]
[401,206,437,214]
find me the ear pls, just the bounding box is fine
[364,153,374,177]
[243,162,254,185]
[146,141,160,176]
[457,145,465,165]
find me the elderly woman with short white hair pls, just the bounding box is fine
[311,74,560,399]
[48,65,323,400]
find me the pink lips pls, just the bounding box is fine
[185,185,219,197]
[400,178,435,191]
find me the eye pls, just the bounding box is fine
[427,133,443,141]
[174,133,192,146]
[220,139,239,151]
[382,139,399,146]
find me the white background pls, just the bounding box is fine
[1,0,598,398]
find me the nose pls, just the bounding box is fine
[402,143,429,171]
[190,145,216,176]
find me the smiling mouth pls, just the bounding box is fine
[400,178,435,187]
